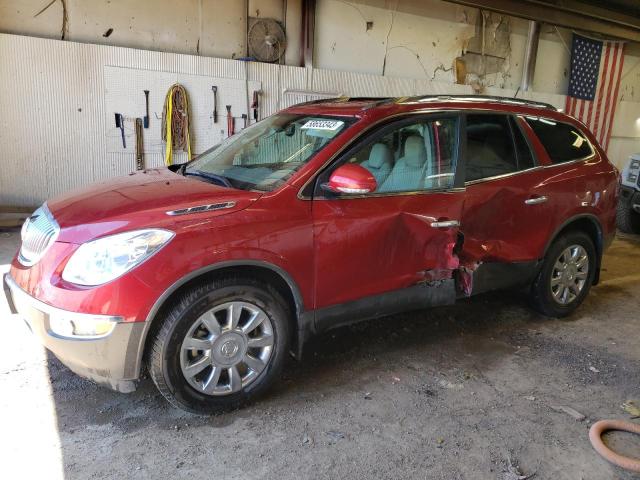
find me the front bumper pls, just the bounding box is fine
[3,273,145,393]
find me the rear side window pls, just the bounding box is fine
[465,115,516,181]
[525,117,593,164]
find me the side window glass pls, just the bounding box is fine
[524,117,593,164]
[345,117,458,193]
[465,115,517,182]
[510,117,535,170]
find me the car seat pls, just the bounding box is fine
[361,143,393,187]
[380,135,427,192]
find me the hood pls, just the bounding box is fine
[48,168,261,243]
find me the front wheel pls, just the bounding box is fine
[529,231,596,317]
[148,277,291,413]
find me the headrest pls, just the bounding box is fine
[368,143,392,169]
[404,135,427,168]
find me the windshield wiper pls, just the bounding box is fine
[184,169,233,188]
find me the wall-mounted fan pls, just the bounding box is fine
[248,18,287,63]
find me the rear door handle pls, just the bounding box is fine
[430,220,460,228]
[524,196,548,205]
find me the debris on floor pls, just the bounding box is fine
[550,405,586,421]
[325,431,345,443]
[622,401,640,419]
[502,457,535,480]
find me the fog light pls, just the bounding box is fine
[71,317,116,337]
[49,316,74,337]
[49,314,116,338]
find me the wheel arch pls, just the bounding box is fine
[543,213,604,284]
[134,261,307,379]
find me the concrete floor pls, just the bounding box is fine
[1,229,640,480]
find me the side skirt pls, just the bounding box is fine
[463,260,541,297]
[292,262,540,359]
[313,279,456,335]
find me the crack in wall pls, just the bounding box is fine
[34,0,68,40]
[381,5,397,76]
[431,63,453,81]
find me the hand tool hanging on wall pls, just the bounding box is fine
[212,86,218,123]
[162,84,192,166]
[143,90,150,128]
[135,118,144,170]
[242,114,248,129]
[115,113,126,148]
[226,105,234,137]
[251,90,260,122]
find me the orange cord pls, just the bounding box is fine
[589,419,640,473]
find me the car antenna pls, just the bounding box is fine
[513,86,520,99]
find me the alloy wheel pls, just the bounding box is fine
[180,301,274,396]
[550,244,589,305]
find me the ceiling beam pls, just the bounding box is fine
[442,0,640,42]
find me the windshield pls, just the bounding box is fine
[184,113,353,191]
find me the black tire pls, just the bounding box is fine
[148,276,291,414]
[616,200,640,234]
[529,231,596,317]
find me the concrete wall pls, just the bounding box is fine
[1,0,637,99]
[315,0,639,98]
[0,0,303,65]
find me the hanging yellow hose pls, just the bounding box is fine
[162,84,192,165]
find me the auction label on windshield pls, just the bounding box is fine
[301,119,344,131]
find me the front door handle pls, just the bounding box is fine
[524,195,548,205]
[430,220,460,228]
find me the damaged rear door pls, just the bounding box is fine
[310,113,466,331]
[458,113,554,295]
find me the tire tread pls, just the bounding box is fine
[147,275,290,413]
[529,230,596,318]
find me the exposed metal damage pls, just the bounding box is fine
[419,229,483,297]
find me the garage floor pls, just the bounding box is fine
[1,230,640,480]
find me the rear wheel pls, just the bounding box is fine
[148,277,290,413]
[530,231,596,317]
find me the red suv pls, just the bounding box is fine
[3,96,618,413]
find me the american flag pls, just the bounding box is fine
[564,34,625,152]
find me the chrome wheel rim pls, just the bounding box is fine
[550,244,589,305]
[180,301,274,396]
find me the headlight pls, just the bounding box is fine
[62,229,174,286]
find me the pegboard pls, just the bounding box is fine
[104,65,261,158]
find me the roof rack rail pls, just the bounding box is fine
[291,96,394,109]
[398,94,558,110]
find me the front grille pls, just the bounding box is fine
[18,204,60,267]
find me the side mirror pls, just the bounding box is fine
[323,164,377,195]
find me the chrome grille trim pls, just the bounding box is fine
[166,201,236,216]
[18,203,60,267]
